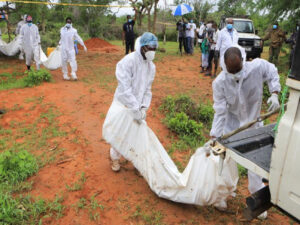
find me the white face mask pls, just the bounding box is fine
[145,51,155,61]
[227,70,243,81]
[66,23,72,28]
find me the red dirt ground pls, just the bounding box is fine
[0,44,297,225]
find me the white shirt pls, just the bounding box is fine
[216,27,239,57]
[198,24,206,43]
[211,30,219,50]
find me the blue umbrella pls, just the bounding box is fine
[172,4,193,16]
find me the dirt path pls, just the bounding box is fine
[0,45,295,225]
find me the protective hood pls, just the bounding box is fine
[220,44,246,74]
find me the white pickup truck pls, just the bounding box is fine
[219,16,263,59]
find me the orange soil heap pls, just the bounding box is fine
[82,37,114,49]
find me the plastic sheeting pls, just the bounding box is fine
[0,36,61,70]
[40,47,62,70]
[0,36,22,56]
[103,100,239,207]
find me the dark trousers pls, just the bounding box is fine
[126,38,135,55]
[186,37,192,54]
[208,49,218,71]
[179,37,184,54]
[183,37,188,53]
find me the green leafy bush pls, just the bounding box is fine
[167,112,204,141]
[160,95,214,148]
[0,150,38,184]
[24,69,52,87]
[160,94,214,126]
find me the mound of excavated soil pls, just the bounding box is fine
[80,38,114,50]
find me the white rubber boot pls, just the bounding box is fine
[111,160,120,172]
[63,74,70,81]
[257,211,267,220]
[71,72,78,81]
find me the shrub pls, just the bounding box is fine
[160,95,214,126]
[0,150,38,184]
[24,69,52,87]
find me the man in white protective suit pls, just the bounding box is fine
[209,46,281,219]
[109,32,158,172]
[215,18,238,62]
[59,17,87,81]
[20,15,41,71]
[16,14,27,60]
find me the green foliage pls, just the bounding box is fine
[24,69,52,87]
[0,69,52,90]
[0,193,65,224]
[167,112,204,144]
[160,95,214,148]
[238,164,247,177]
[0,150,38,184]
[160,95,214,126]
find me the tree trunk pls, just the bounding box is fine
[6,1,11,42]
[147,9,151,31]
[152,0,159,33]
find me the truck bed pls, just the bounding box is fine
[219,124,275,177]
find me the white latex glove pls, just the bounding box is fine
[267,93,280,112]
[141,108,147,121]
[84,45,87,52]
[131,109,145,124]
[203,139,215,156]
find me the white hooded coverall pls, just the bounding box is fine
[16,20,26,60]
[110,41,156,160]
[216,27,239,61]
[59,25,85,78]
[210,56,281,194]
[20,23,41,69]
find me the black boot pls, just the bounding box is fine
[27,65,31,70]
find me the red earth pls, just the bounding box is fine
[0,40,297,225]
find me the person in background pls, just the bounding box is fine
[200,27,209,73]
[285,21,299,68]
[0,10,8,40]
[198,21,206,48]
[209,46,281,218]
[176,18,186,56]
[188,19,197,55]
[20,15,41,71]
[215,18,239,64]
[185,22,192,54]
[206,22,219,77]
[262,22,286,66]
[123,15,135,55]
[108,32,158,172]
[59,17,87,81]
[16,14,27,60]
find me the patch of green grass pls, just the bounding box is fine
[73,195,104,221]
[66,172,86,192]
[0,149,38,184]
[0,69,52,91]
[131,205,165,225]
